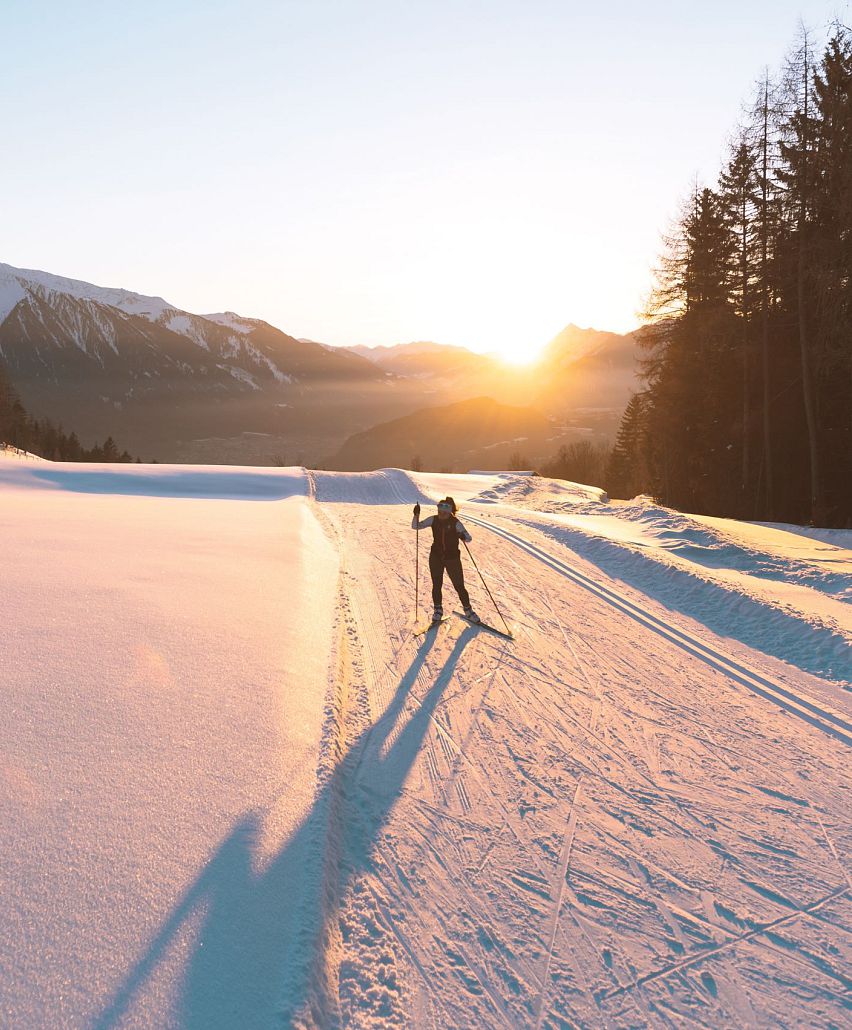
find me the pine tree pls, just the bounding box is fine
[811,28,852,521]
[719,139,759,506]
[607,393,650,499]
[778,31,824,522]
[642,187,738,512]
[102,436,120,462]
[752,70,779,518]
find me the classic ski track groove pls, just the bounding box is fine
[600,884,850,1001]
[302,486,850,1026]
[534,779,584,1029]
[466,513,852,747]
[468,507,852,1020]
[329,499,528,1023]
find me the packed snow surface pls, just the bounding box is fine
[1,463,850,1028]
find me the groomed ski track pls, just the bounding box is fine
[300,469,851,1029]
[464,513,852,747]
[1,461,849,1029]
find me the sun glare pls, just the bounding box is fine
[494,346,542,367]
[479,336,548,366]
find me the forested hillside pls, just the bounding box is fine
[0,364,133,462]
[609,26,851,526]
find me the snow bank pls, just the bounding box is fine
[411,471,607,507]
[0,445,45,463]
[509,502,852,686]
[312,468,429,505]
[0,461,308,500]
[0,474,339,1026]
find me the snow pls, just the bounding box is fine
[1,462,334,1027]
[0,266,28,324]
[220,364,261,389]
[502,498,852,685]
[0,444,45,462]
[0,262,173,322]
[0,265,259,340]
[1,463,850,1028]
[202,311,256,335]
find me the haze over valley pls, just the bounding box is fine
[0,262,639,469]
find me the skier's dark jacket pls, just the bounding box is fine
[412,513,472,558]
[432,515,464,557]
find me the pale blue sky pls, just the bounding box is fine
[2,1,847,358]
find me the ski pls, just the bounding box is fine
[413,616,451,637]
[454,611,515,640]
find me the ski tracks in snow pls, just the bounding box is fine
[305,478,851,1028]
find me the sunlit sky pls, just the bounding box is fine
[2,1,847,361]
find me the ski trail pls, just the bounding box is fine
[813,810,852,891]
[466,514,852,747]
[534,779,584,1029]
[601,885,851,1000]
[305,488,851,1026]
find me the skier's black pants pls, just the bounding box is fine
[429,551,470,609]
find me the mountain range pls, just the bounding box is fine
[0,262,640,466]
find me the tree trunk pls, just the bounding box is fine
[741,197,750,508]
[760,76,774,519]
[795,54,823,523]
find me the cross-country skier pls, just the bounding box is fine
[412,497,480,624]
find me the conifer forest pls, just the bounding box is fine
[609,25,851,526]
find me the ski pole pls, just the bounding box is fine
[414,505,420,620]
[462,539,511,637]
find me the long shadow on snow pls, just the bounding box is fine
[91,626,476,1029]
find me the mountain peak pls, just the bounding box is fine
[0,262,175,323]
[201,311,258,335]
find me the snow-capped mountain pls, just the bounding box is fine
[0,263,383,460]
[0,262,379,390]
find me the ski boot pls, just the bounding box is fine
[463,606,481,624]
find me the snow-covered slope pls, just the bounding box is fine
[1,463,849,1028]
[0,262,175,322]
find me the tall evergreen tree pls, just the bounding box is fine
[641,187,739,513]
[607,392,650,499]
[719,139,759,505]
[778,31,824,522]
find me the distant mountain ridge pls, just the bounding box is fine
[0,263,380,388]
[0,262,383,460]
[350,340,497,380]
[0,262,640,464]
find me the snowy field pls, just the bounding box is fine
[1,454,850,1028]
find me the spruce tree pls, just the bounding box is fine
[719,140,759,507]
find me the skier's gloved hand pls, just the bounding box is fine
[413,503,421,516]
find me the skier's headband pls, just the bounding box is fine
[437,501,453,512]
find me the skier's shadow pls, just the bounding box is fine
[92,625,477,1029]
